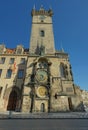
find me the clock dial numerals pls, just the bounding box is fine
[39,15,47,21]
[39,15,45,20]
[37,86,47,98]
[36,70,47,83]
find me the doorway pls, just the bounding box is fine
[41,103,45,112]
[7,90,17,111]
[68,97,73,111]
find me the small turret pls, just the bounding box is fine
[31,6,53,17]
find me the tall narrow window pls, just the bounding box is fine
[0,69,2,77]
[0,87,2,97]
[6,69,12,78]
[9,58,15,64]
[0,57,5,64]
[68,97,73,110]
[18,69,24,78]
[60,63,65,78]
[40,30,45,37]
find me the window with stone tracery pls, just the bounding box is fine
[60,63,66,78]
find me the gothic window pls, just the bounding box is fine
[60,63,66,78]
[20,58,25,64]
[40,30,45,37]
[0,57,5,64]
[9,58,15,64]
[18,69,24,78]
[64,65,68,76]
[6,69,12,78]
[0,69,2,77]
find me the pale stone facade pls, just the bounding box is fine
[0,7,85,113]
[81,90,88,111]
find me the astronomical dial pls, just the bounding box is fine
[37,86,47,98]
[36,70,48,83]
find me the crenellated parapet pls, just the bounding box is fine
[31,6,53,17]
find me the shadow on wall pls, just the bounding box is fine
[4,58,27,112]
[73,102,85,112]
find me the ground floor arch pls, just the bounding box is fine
[3,86,22,111]
[7,90,17,111]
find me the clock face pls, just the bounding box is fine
[37,86,47,98]
[36,70,47,83]
[39,15,45,20]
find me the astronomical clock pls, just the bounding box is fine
[34,58,50,99]
[36,86,47,98]
[36,70,48,84]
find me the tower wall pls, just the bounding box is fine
[30,11,55,54]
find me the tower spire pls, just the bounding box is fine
[61,41,64,52]
[33,4,36,10]
[40,5,44,10]
[49,5,52,10]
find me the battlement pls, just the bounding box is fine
[31,7,53,17]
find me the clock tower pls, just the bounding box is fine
[29,6,55,54]
[22,6,84,113]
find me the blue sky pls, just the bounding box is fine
[0,0,88,90]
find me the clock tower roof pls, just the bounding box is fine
[31,6,53,17]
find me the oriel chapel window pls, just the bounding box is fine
[60,63,65,78]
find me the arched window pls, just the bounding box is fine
[60,63,65,78]
[40,30,45,37]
